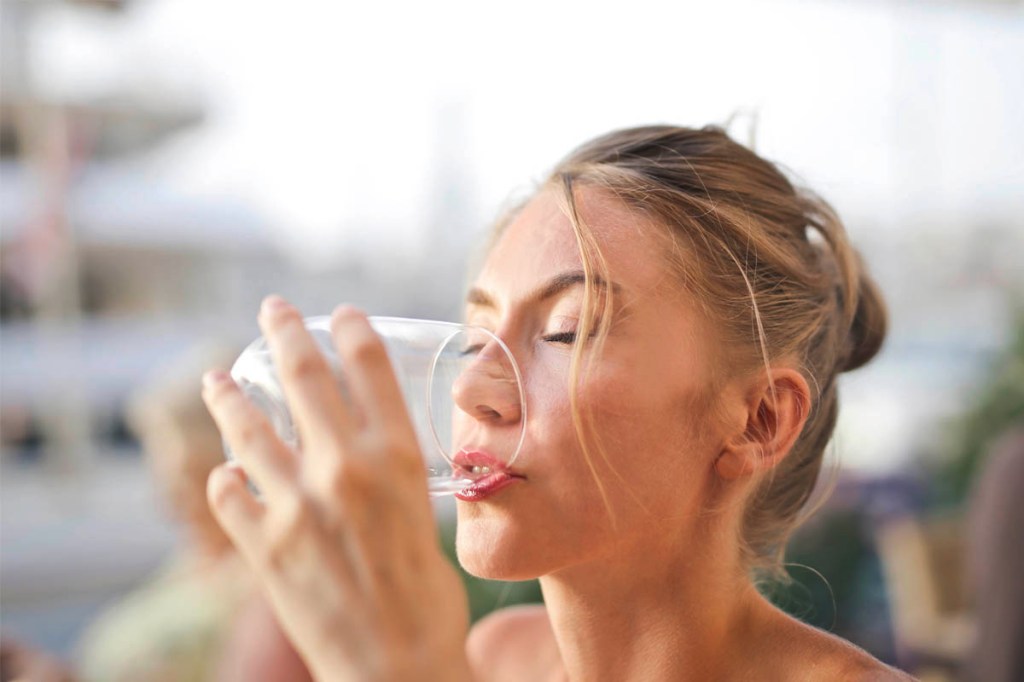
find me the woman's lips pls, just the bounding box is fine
[452,449,523,501]
[452,448,506,475]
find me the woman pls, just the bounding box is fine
[201,125,914,680]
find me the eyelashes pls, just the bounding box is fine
[459,343,485,356]
[463,331,578,357]
[541,331,577,345]
[462,328,592,354]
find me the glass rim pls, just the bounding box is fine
[302,314,528,468]
[426,324,527,469]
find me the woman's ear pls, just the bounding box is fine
[714,368,811,481]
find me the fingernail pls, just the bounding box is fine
[261,294,291,316]
[203,370,233,389]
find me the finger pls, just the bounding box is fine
[212,461,363,607]
[203,370,299,502]
[258,295,358,460]
[330,306,418,448]
[207,462,265,559]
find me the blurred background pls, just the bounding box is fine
[1,0,1021,680]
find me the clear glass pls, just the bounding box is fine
[225,316,526,496]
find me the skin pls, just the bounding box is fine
[458,187,912,681]
[203,300,473,682]
[202,186,914,681]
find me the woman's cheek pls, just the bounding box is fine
[524,350,659,476]
[574,363,702,485]
[572,359,647,424]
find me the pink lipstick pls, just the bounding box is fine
[452,449,523,501]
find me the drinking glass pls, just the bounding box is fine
[225,316,526,496]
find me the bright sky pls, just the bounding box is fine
[30,0,1024,267]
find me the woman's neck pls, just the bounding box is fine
[538,525,761,681]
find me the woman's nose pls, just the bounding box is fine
[451,342,522,425]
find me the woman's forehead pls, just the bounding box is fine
[474,187,669,302]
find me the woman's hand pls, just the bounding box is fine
[201,296,472,682]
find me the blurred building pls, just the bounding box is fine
[0,0,475,465]
[0,0,470,655]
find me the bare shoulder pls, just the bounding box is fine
[827,638,916,681]
[466,604,562,682]
[778,615,917,681]
[836,649,916,681]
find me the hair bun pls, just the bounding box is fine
[842,264,888,372]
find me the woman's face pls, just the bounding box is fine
[454,186,735,580]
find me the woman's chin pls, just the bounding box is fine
[454,519,546,581]
[457,554,543,581]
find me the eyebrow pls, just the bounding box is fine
[466,271,621,310]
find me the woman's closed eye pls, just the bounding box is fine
[458,330,494,356]
[542,331,578,344]
[460,343,486,356]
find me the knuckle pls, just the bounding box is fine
[235,420,267,449]
[347,333,387,366]
[333,457,377,493]
[362,431,421,472]
[318,455,389,503]
[362,429,409,455]
[206,471,236,510]
[281,350,326,381]
[263,496,312,569]
[358,430,392,455]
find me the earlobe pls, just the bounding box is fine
[714,447,757,480]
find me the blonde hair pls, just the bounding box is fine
[499,125,887,579]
